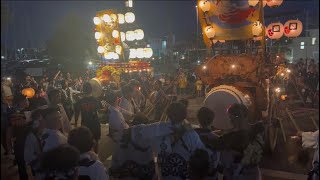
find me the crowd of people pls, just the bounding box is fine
[1,58,319,180]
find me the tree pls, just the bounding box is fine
[46,12,98,76]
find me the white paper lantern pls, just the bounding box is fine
[126,31,135,41]
[199,0,211,12]
[120,32,126,41]
[283,19,303,38]
[143,48,153,58]
[263,0,267,7]
[267,22,284,39]
[112,52,119,59]
[125,12,135,23]
[252,21,263,36]
[110,14,117,22]
[134,29,144,40]
[104,52,113,59]
[136,48,144,58]
[118,14,125,24]
[267,0,283,8]
[102,14,111,23]
[97,46,104,53]
[129,49,137,59]
[248,0,259,6]
[115,45,122,55]
[219,40,226,43]
[112,30,119,38]
[205,26,215,39]
[94,32,102,39]
[93,17,101,25]
[212,40,218,44]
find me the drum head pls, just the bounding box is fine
[89,78,102,98]
[204,85,250,130]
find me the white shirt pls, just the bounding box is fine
[57,104,71,134]
[24,132,41,167]
[302,130,319,166]
[78,152,109,180]
[108,106,129,142]
[2,84,12,97]
[41,129,67,152]
[119,97,139,123]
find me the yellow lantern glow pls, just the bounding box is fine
[283,19,303,38]
[134,29,144,40]
[112,52,119,60]
[118,14,125,24]
[120,32,126,41]
[143,48,153,58]
[263,0,267,7]
[205,25,215,39]
[267,0,283,8]
[102,14,111,23]
[104,52,113,59]
[22,88,35,98]
[112,30,119,38]
[93,17,101,25]
[115,45,122,55]
[110,14,117,22]
[252,21,263,36]
[97,46,105,53]
[248,0,259,6]
[199,0,211,12]
[219,40,225,43]
[95,32,102,40]
[212,40,218,44]
[267,22,284,39]
[125,12,135,23]
[126,31,135,41]
[136,48,144,58]
[129,49,137,59]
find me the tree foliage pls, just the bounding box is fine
[46,12,98,76]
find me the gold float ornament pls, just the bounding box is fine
[22,88,35,98]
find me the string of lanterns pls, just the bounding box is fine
[129,48,153,59]
[199,0,302,43]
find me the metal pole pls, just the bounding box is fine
[196,5,199,62]
[259,0,266,62]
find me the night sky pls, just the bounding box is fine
[1,0,318,49]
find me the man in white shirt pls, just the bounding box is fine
[298,130,319,180]
[24,109,45,178]
[119,85,140,123]
[68,127,109,180]
[106,92,129,142]
[47,89,71,134]
[40,107,67,152]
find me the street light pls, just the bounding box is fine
[89,61,93,65]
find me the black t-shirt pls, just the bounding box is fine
[75,96,102,125]
[75,96,102,139]
[29,97,47,109]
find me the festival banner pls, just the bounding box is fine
[199,0,262,47]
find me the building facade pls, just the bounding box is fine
[287,29,319,63]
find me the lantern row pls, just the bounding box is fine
[129,48,153,59]
[93,12,135,25]
[199,0,284,13]
[205,19,302,41]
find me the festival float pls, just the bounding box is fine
[195,0,316,151]
[89,0,153,97]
